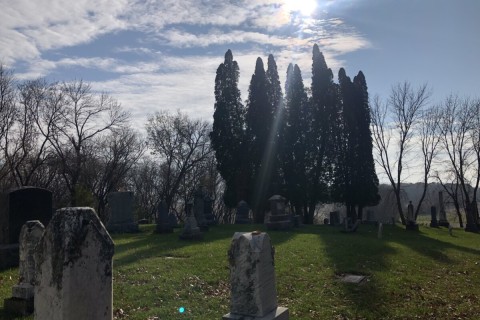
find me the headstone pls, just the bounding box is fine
[430,206,439,228]
[406,201,419,231]
[179,201,203,240]
[438,191,450,227]
[203,194,217,226]
[235,200,252,224]
[4,221,45,316]
[223,232,289,320]
[34,207,114,320]
[194,186,209,231]
[448,225,453,236]
[155,201,173,233]
[365,210,376,224]
[265,195,293,231]
[106,191,138,233]
[329,211,340,226]
[0,187,52,245]
[168,213,180,228]
[377,223,383,239]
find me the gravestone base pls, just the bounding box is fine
[107,222,139,233]
[438,220,450,228]
[223,307,289,320]
[406,223,419,231]
[266,220,293,231]
[0,244,19,269]
[3,297,34,316]
[12,283,34,300]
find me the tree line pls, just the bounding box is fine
[210,45,380,224]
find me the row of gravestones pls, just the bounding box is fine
[4,206,289,319]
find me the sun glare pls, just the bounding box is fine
[283,0,317,16]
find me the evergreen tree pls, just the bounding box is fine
[283,64,310,218]
[210,49,246,206]
[308,44,340,223]
[245,57,272,222]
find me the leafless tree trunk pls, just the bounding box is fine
[371,82,431,224]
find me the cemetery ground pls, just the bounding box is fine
[0,224,479,320]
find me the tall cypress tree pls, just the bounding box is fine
[308,44,340,223]
[210,49,246,206]
[245,57,272,222]
[283,64,310,218]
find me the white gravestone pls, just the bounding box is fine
[223,231,289,320]
[34,207,114,320]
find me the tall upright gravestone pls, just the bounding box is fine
[106,191,138,233]
[4,221,45,316]
[34,207,114,320]
[0,187,52,245]
[223,232,289,320]
[438,191,450,227]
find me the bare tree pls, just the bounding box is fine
[0,64,17,188]
[146,110,212,213]
[47,80,129,205]
[371,82,431,224]
[438,95,480,232]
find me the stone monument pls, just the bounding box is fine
[34,207,114,320]
[406,201,419,231]
[438,191,450,227]
[106,191,138,233]
[204,194,217,226]
[4,221,45,316]
[194,186,209,231]
[155,201,173,233]
[223,231,289,320]
[329,211,340,226]
[430,206,439,228]
[235,200,252,224]
[179,201,203,240]
[265,195,293,231]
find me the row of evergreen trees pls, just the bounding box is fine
[210,44,380,224]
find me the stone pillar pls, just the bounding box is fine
[265,195,292,231]
[235,200,251,224]
[430,206,439,227]
[223,232,289,320]
[34,207,114,320]
[4,221,45,316]
[155,201,173,233]
[438,191,450,227]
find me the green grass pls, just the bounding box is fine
[1,224,480,319]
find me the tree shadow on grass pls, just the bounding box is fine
[314,223,480,319]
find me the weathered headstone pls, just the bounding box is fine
[223,232,289,320]
[265,195,293,231]
[179,201,203,240]
[4,221,45,316]
[329,211,340,226]
[0,187,52,245]
[155,201,173,233]
[34,207,114,320]
[235,200,252,224]
[438,191,450,227]
[194,186,209,231]
[377,223,383,239]
[430,206,439,228]
[406,201,419,231]
[106,191,138,233]
[204,194,217,226]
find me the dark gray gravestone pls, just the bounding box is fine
[235,200,251,224]
[0,187,52,245]
[265,195,293,231]
[430,206,439,228]
[203,195,217,226]
[329,211,340,226]
[168,213,179,228]
[156,201,173,233]
[106,191,138,233]
[194,187,208,231]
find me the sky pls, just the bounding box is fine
[1,0,479,131]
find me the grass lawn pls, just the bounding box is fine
[1,223,479,319]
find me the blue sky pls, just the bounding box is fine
[1,0,479,128]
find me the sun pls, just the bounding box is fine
[283,0,317,16]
